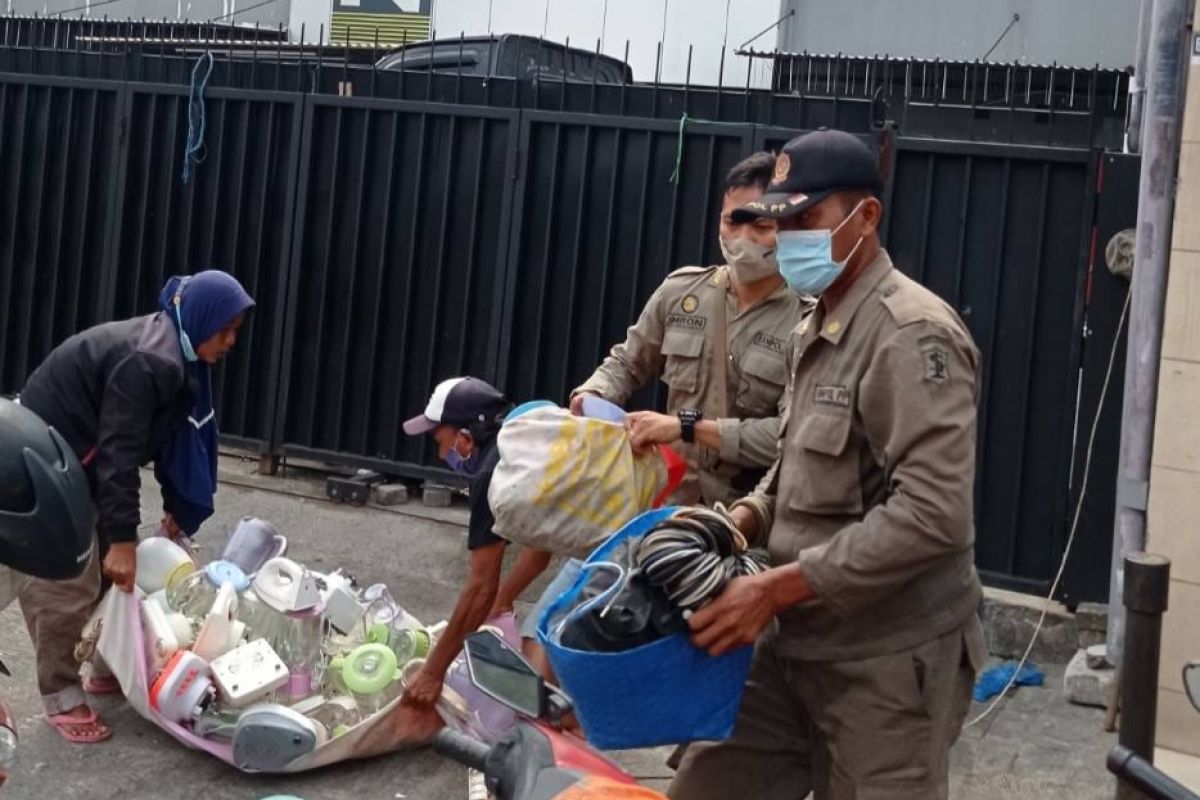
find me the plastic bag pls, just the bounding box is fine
[488,406,685,559]
[94,588,494,772]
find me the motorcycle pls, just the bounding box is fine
[433,631,666,800]
[1107,662,1200,800]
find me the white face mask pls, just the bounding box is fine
[719,236,780,284]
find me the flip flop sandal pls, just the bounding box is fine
[47,708,112,744]
[83,674,121,695]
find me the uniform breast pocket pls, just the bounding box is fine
[737,350,788,416]
[788,410,863,515]
[660,329,704,393]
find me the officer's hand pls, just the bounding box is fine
[401,666,444,710]
[102,541,137,592]
[689,573,776,656]
[728,504,758,542]
[569,393,597,416]
[626,411,682,451]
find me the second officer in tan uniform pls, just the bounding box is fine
[670,129,987,800]
[571,152,809,506]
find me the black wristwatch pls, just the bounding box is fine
[678,408,704,444]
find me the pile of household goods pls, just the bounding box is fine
[90,517,516,773]
[538,506,767,750]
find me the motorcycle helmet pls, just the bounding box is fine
[0,398,93,580]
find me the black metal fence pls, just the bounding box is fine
[0,38,1136,604]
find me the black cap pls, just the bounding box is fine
[403,377,510,435]
[731,129,882,223]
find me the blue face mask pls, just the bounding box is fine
[777,201,866,295]
[444,433,479,475]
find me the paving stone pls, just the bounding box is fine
[1065,648,1117,708]
[374,482,411,506]
[423,483,454,508]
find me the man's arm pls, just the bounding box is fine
[401,540,507,707]
[571,284,670,407]
[491,548,554,616]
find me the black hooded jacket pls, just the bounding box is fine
[20,313,195,544]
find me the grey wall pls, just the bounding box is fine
[777,0,1140,68]
[4,0,291,31]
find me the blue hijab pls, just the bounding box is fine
[155,270,255,536]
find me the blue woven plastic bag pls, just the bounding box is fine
[537,507,754,750]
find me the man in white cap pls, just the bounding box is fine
[398,377,555,709]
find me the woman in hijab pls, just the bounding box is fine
[16,269,254,743]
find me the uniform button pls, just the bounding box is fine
[826,321,841,335]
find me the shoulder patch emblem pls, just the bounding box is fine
[681,295,699,314]
[920,336,951,384]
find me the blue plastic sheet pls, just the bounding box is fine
[973,661,1045,702]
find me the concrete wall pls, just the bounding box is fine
[428,0,778,88]
[4,0,291,30]
[776,0,1139,69]
[1151,2,1200,760]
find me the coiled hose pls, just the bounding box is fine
[635,506,768,611]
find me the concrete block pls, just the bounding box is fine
[374,483,410,506]
[980,591,1077,665]
[1078,628,1106,652]
[422,484,454,508]
[1065,648,1117,708]
[1085,644,1110,670]
[1074,602,1108,633]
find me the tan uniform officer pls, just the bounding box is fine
[670,129,987,800]
[571,152,809,507]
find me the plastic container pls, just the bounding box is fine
[442,613,521,741]
[135,537,196,595]
[327,644,403,716]
[167,561,250,619]
[221,517,288,576]
[538,507,754,750]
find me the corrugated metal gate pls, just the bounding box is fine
[0,45,1136,603]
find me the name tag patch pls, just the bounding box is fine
[752,332,786,354]
[814,385,851,407]
[667,314,707,331]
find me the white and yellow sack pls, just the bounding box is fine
[487,406,684,559]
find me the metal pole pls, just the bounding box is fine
[1116,553,1171,800]
[1129,0,1157,153]
[1106,0,1195,663]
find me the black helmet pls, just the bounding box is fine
[0,399,93,580]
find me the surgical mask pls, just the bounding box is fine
[443,433,478,475]
[776,200,866,295]
[719,235,779,284]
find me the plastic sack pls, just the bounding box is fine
[973,660,1044,702]
[94,587,502,772]
[536,508,753,750]
[488,406,685,559]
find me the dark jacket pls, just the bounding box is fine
[20,313,194,545]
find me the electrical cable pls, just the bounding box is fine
[636,507,768,612]
[181,50,214,185]
[965,287,1132,729]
